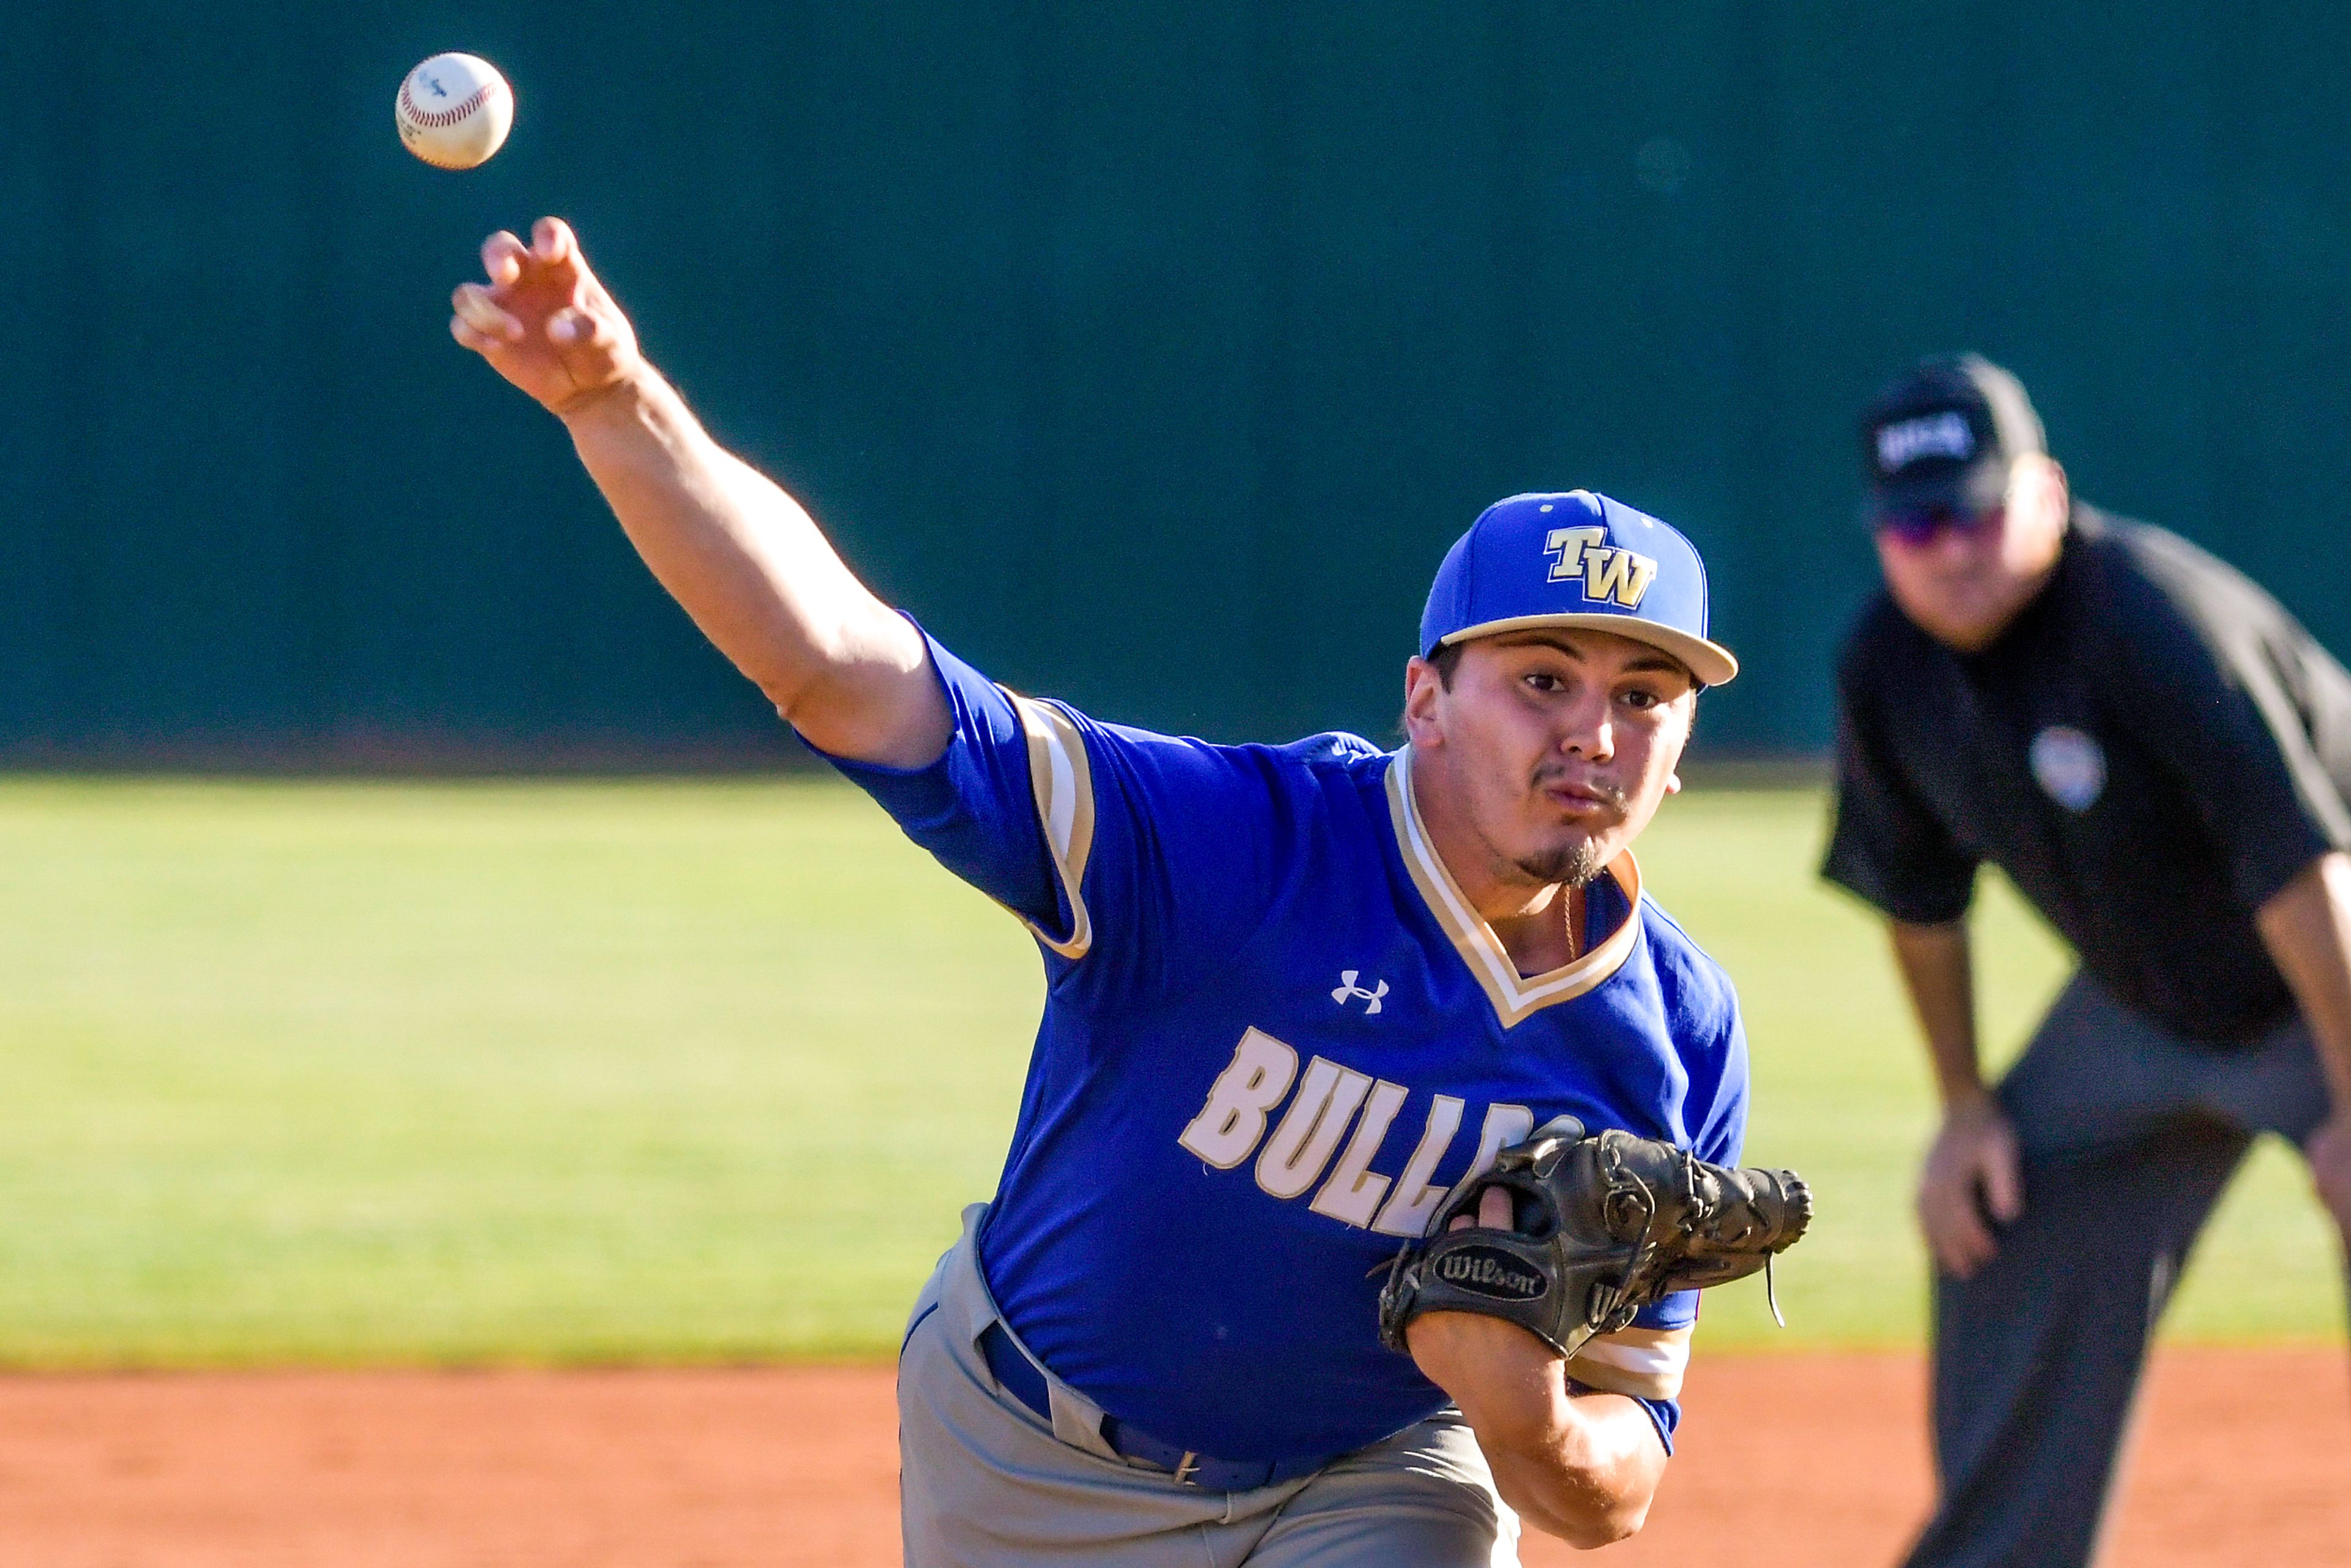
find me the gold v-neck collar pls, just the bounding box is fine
[1385,748,1643,1029]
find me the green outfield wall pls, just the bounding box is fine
[6,2,2349,763]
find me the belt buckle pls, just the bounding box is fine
[1171,1451,1201,1487]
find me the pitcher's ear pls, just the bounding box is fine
[1403,656,1445,748]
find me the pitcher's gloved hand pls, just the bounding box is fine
[1378,1116,1812,1360]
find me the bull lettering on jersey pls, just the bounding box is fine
[1369,1092,1463,1237]
[1179,1030,1532,1237]
[1177,1027,1299,1168]
[1544,525,1657,609]
[1466,1101,1535,1177]
[1307,1078,1409,1226]
[1257,1057,1373,1199]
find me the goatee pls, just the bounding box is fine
[1513,840,1608,888]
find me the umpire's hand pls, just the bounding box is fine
[2306,1114,2351,1246]
[1916,1097,2023,1279]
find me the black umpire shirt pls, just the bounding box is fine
[1823,505,2351,1046]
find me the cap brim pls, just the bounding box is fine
[1870,456,2008,515]
[1438,614,1738,688]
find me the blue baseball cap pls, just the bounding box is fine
[1419,490,1737,687]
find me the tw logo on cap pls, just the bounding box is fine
[1545,527,1657,609]
[1875,411,1974,473]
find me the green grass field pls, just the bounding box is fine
[0,776,2338,1367]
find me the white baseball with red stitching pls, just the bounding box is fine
[396,53,514,171]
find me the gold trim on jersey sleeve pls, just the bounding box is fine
[1009,691,1097,959]
[1383,748,1642,1027]
[1564,1322,1691,1401]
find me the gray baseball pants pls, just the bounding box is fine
[897,1204,1521,1567]
[1902,972,2345,1568]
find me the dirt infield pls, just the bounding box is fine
[0,1349,2338,1567]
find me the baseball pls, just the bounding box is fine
[396,53,514,170]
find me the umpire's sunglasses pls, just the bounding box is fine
[1872,502,2003,547]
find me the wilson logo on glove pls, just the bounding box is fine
[1433,1245,1548,1302]
[1378,1116,1812,1361]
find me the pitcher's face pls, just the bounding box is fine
[1406,628,1693,890]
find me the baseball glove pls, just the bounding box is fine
[1378,1116,1812,1361]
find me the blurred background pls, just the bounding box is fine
[0,6,2344,1562]
[10,2,2351,763]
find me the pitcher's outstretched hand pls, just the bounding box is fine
[451,219,642,416]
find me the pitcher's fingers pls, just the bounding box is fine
[451,317,498,353]
[452,283,522,340]
[1478,1186,1512,1229]
[481,230,527,287]
[531,216,579,267]
[547,306,606,347]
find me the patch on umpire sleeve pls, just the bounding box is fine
[1008,691,1096,959]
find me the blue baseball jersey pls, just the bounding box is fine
[825,628,1750,1465]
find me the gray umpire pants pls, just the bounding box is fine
[1902,973,2345,1568]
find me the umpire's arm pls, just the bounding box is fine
[2111,579,2351,1242]
[449,219,952,769]
[2255,853,2351,1240]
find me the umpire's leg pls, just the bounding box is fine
[1901,1117,2249,1568]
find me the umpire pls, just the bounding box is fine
[1822,354,2351,1567]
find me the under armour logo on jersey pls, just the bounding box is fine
[1543,526,1657,609]
[1332,971,1388,1013]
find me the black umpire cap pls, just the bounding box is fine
[1859,354,2047,512]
